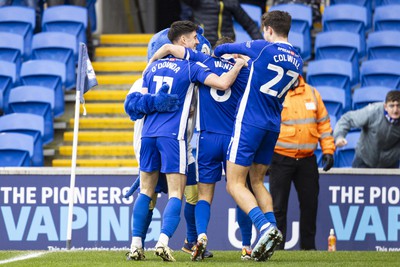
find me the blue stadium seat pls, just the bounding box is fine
[306,59,353,111]
[233,3,262,43]
[0,60,17,113]
[0,6,35,59]
[42,5,88,48]
[7,85,55,145]
[269,4,312,61]
[32,32,77,90]
[288,31,310,61]
[20,60,66,117]
[373,4,400,31]
[315,31,362,85]
[360,59,400,89]
[322,4,367,55]
[0,32,24,77]
[0,113,45,166]
[352,86,391,110]
[0,132,34,167]
[329,0,372,30]
[316,86,346,119]
[367,31,400,60]
[335,131,360,167]
[376,0,400,6]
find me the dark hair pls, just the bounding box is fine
[213,36,235,49]
[168,20,199,43]
[262,10,291,37]
[386,90,400,103]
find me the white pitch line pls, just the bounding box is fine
[0,251,48,265]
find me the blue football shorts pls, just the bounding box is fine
[228,122,279,166]
[197,131,231,184]
[140,136,187,174]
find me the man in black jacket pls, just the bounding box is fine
[182,0,263,46]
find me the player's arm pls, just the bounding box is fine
[148,44,210,65]
[214,41,261,59]
[203,58,246,90]
[148,44,187,66]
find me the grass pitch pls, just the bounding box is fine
[0,250,399,267]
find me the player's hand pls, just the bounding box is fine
[322,154,334,172]
[335,137,347,147]
[235,57,247,67]
[154,83,180,112]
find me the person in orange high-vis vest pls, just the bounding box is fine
[269,75,335,250]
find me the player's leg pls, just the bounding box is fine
[191,131,223,260]
[127,171,158,261]
[128,137,160,261]
[250,130,283,260]
[227,124,279,261]
[154,137,187,262]
[183,162,198,247]
[237,205,253,260]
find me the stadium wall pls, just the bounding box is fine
[0,168,399,252]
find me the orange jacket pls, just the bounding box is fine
[274,76,335,158]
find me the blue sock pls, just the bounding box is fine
[195,200,210,235]
[161,197,182,238]
[184,202,197,243]
[132,193,152,237]
[248,207,268,232]
[265,212,277,227]
[141,209,153,248]
[237,206,252,247]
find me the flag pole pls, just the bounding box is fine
[66,85,81,250]
[66,43,87,250]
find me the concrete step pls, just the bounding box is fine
[95,47,147,57]
[52,158,138,167]
[59,145,134,156]
[63,131,133,142]
[83,90,128,101]
[69,117,134,129]
[100,34,153,45]
[92,61,147,72]
[79,103,124,115]
[97,74,141,85]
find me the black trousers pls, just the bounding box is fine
[269,152,319,250]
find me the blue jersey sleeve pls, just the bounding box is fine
[186,48,210,63]
[189,61,213,84]
[214,40,270,59]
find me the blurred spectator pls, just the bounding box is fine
[269,75,335,251]
[47,0,94,59]
[182,0,263,47]
[333,90,400,168]
[240,0,266,12]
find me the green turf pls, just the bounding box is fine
[1,250,399,267]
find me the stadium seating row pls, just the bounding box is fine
[0,5,90,167]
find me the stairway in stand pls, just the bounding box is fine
[52,34,153,167]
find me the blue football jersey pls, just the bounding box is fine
[142,57,212,140]
[198,57,250,135]
[214,40,303,132]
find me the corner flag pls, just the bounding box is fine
[66,42,98,250]
[76,42,98,103]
